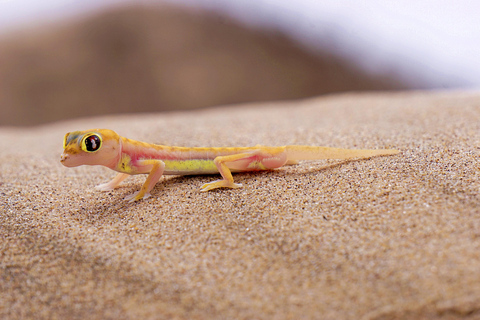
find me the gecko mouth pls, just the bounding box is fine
[60,153,85,167]
[60,153,71,166]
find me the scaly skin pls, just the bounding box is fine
[60,129,400,202]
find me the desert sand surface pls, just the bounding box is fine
[1,91,479,319]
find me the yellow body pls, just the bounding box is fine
[61,129,400,201]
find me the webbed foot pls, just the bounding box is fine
[200,179,242,192]
[124,191,151,202]
[95,182,115,192]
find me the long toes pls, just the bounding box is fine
[95,183,114,192]
[124,191,151,202]
[124,191,140,202]
[199,184,212,192]
[200,184,214,192]
[200,180,222,192]
[200,180,242,192]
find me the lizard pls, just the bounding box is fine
[60,129,399,201]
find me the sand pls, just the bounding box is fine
[1,91,479,319]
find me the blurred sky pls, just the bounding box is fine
[1,0,479,89]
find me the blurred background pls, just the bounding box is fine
[0,0,478,126]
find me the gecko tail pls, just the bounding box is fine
[285,145,400,161]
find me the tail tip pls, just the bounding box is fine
[383,149,401,155]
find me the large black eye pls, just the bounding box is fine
[83,134,102,152]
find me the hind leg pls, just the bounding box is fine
[200,148,287,192]
[200,152,255,192]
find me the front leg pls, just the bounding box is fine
[125,159,165,202]
[95,173,130,191]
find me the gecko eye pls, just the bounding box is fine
[81,134,102,152]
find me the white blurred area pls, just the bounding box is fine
[1,0,479,89]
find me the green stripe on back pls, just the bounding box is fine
[163,160,218,174]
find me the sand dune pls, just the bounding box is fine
[1,91,479,319]
[0,5,407,126]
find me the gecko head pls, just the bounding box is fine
[61,129,121,168]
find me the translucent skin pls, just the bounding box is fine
[61,129,400,202]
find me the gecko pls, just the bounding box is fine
[60,129,400,202]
